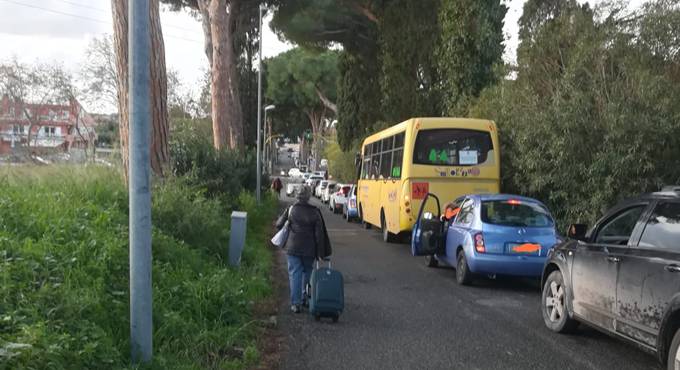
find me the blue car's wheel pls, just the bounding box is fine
[456,251,473,285]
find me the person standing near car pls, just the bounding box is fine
[275,186,332,313]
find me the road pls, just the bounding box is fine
[272,148,661,370]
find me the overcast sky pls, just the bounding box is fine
[0,0,645,113]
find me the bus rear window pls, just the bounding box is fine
[481,200,554,228]
[413,129,493,166]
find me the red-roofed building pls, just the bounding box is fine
[0,95,97,155]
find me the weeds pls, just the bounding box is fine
[0,165,277,369]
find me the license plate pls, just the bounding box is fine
[507,243,541,255]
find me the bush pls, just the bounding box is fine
[169,118,268,209]
[471,1,680,228]
[323,139,359,183]
[0,166,278,369]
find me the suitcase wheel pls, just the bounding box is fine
[314,314,321,322]
[332,315,339,323]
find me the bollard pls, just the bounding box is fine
[229,211,248,267]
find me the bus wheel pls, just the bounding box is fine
[360,206,371,229]
[381,211,397,243]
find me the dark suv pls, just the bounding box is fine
[541,186,680,369]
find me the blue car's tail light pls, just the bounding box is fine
[474,233,486,253]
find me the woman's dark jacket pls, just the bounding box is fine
[275,201,332,258]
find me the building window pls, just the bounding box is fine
[44,127,56,137]
[12,124,25,134]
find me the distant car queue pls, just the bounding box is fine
[279,115,680,370]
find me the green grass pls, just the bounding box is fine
[0,165,278,370]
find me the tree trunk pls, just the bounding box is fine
[111,0,170,181]
[306,108,326,171]
[226,0,244,149]
[197,0,213,67]
[208,0,232,150]
[111,0,130,178]
[149,0,170,176]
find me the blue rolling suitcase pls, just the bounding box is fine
[309,259,344,322]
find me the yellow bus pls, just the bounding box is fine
[357,117,501,242]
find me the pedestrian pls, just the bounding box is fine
[271,177,283,198]
[275,185,332,313]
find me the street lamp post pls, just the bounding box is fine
[256,4,264,204]
[263,105,275,175]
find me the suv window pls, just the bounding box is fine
[639,202,680,250]
[454,199,475,225]
[594,206,646,245]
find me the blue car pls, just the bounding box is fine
[411,193,558,285]
[343,185,359,222]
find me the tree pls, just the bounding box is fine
[111,0,170,179]
[80,35,118,113]
[272,0,381,152]
[436,0,507,116]
[162,0,259,150]
[470,0,680,227]
[266,48,339,165]
[378,0,442,124]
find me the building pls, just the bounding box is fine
[0,95,98,155]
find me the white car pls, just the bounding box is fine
[315,180,329,198]
[329,184,352,214]
[322,181,337,204]
[288,168,302,178]
[286,182,302,197]
[305,175,324,187]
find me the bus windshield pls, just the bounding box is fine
[413,129,493,166]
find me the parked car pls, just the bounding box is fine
[288,168,302,178]
[329,184,352,214]
[322,182,338,204]
[286,182,302,197]
[305,175,324,188]
[541,186,680,368]
[343,185,359,222]
[315,180,329,198]
[411,193,559,285]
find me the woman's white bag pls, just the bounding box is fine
[271,206,291,248]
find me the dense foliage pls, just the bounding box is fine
[169,118,267,208]
[471,0,680,227]
[437,0,507,116]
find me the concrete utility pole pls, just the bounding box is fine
[128,0,152,363]
[256,4,264,204]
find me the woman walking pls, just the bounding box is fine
[275,185,331,313]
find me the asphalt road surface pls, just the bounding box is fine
[273,149,661,370]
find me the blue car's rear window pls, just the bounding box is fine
[481,200,554,227]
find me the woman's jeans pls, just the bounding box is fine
[287,255,315,306]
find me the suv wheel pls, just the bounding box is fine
[668,328,680,370]
[542,270,579,333]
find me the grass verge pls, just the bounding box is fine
[0,165,277,370]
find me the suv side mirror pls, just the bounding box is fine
[567,224,588,241]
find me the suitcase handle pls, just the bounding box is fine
[316,258,331,269]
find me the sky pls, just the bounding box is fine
[0,0,646,113]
